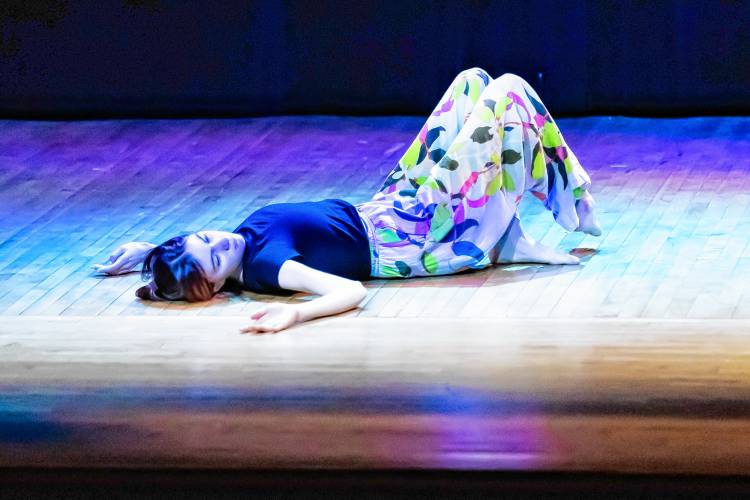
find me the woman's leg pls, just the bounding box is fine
[373,67,493,199]
[360,71,591,278]
[575,190,602,236]
[406,72,590,269]
[495,73,599,233]
[485,73,596,232]
[495,214,579,265]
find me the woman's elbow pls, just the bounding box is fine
[350,281,367,304]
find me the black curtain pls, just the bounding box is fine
[1,0,748,117]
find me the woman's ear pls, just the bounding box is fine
[135,281,164,301]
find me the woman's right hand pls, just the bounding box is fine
[93,241,155,275]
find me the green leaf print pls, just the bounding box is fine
[495,96,512,119]
[478,106,494,123]
[381,265,404,278]
[485,174,502,196]
[429,203,454,241]
[501,149,522,165]
[423,177,440,190]
[439,155,460,171]
[532,142,545,180]
[468,77,481,104]
[563,155,574,174]
[421,251,439,274]
[541,122,562,148]
[401,137,422,170]
[395,261,412,277]
[502,168,515,191]
[377,228,402,243]
[447,140,466,154]
[452,80,464,100]
[470,126,493,144]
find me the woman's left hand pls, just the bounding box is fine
[93,241,155,275]
[241,303,301,334]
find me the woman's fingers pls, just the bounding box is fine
[241,320,283,334]
[94,247,129,274]
[241,316,269,333]
[108,247,127,263]
[240,324,280,334]
[250,309,267,320]
[93,257,138,275]
[93,262,117,273]
[94,242,156,275]
[243,304,293,334]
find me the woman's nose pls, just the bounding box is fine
[213,239,230,252]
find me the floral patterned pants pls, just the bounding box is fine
[355,67,592,278]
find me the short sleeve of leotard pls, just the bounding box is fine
[243,239,303,295]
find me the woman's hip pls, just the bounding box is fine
[355,194,515,279]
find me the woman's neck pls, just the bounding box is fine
[230,262,243,282]
[230,234,246,282]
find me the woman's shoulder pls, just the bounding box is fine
[252,198,355,219]
[233,198,355,233]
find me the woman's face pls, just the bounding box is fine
[184,230,246,290]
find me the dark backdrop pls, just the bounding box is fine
[1,0,748,118]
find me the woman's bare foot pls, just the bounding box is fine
[575,191,602,236]
[511,238,581,265]
[496,215,580,265]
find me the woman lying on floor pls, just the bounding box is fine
[95,68,602,334]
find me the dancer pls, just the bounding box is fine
[95,68,601,333]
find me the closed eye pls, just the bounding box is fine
[199,233,210,244]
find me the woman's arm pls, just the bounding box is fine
[241,259,368,334]
[93,241,156,275]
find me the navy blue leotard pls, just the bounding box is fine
[233,199,371,295]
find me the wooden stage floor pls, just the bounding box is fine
[1,115,750,486]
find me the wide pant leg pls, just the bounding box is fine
[374,67,493,196]
[357,69,592,278]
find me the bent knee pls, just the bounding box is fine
[494,72,529,89]
[457,66,492,84]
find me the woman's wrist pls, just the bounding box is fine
[137,242,156,261]
[291,303,309,323]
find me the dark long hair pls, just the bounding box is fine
[136,236,214,302]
